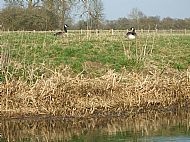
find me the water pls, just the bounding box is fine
[1,112,190,142]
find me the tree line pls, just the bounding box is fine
[0,0,190,31]
[103,16,190,30]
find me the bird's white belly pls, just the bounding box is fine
[128,34,136,39]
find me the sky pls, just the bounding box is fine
[103,0,190,20]
[0,0,190,20]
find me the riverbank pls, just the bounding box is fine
[1,31,190,119]
[1,67,190,119]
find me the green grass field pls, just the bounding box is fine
[1,31,190,80]
[1,30,190,118]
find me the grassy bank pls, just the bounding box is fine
[0,31,190,118]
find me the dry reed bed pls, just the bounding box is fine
[1,67,190,118]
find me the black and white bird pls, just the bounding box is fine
[126,27,137,40]
[54,24,69,36]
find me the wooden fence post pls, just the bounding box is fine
[80,29,83,35]
[170,29,173,34]
[96,29,98,36]
[111,29,114,35]
[141,29,144,33]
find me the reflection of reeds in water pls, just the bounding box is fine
[1,112,190,142]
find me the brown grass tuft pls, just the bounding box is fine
[1,66,190,118]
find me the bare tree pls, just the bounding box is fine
[90,0,104,29]
[4,0,43,8]
[77,0,104,29]
[128,8,145,29]
[42,0,76,30]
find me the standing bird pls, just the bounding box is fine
[126,27,137,40]
[54,24,69,36]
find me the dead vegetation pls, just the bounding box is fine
[1,65,190,118]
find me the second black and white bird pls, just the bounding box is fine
[126,27,137,40]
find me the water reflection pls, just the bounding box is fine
[1,112,190,142]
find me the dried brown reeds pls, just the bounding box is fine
[1,65,190,119]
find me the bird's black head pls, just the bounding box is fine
[130,27,135,32]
